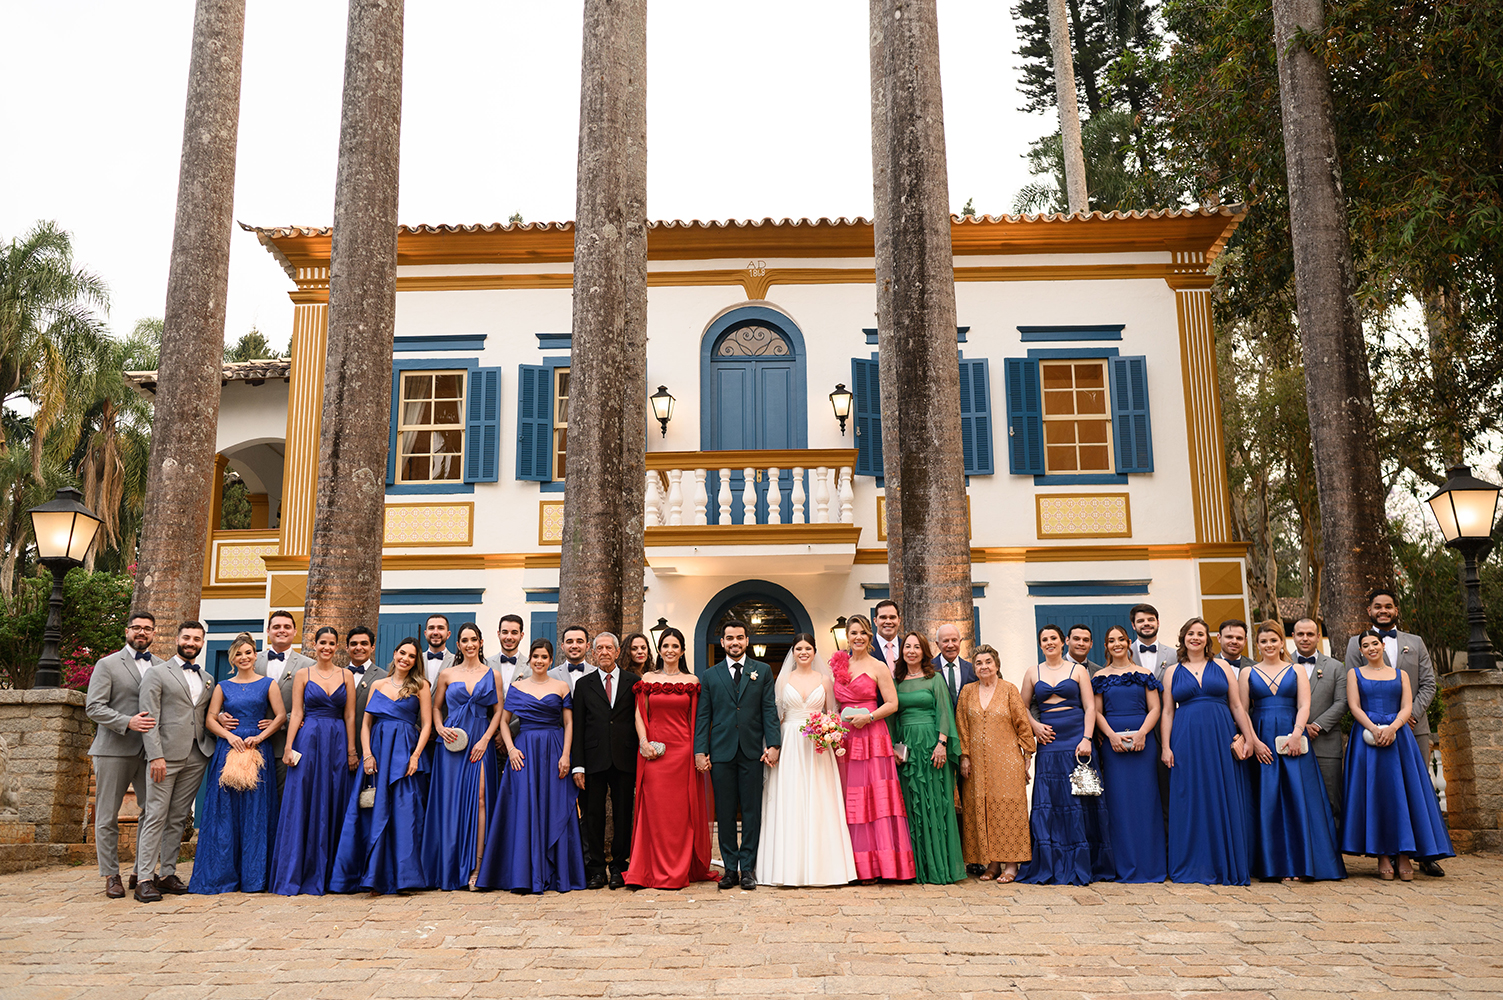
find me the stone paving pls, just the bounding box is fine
[2,853,1501,1000]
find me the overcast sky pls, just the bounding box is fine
[2,1,1052,350]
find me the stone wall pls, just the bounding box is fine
[1439,669,1503,854]
[0,689,93,846]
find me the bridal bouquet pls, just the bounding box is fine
[801,711,849,756]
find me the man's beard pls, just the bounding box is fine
[177,645,200,661]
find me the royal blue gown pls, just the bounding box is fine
[330,689,432,893]
[1166,662,1251,885]
[1246,667,1346,880]
[1092,671,1166,882]
[271,679,352,895]
[1018,676,1115,885]
[421,670,499,891]
[475,688,586,893]
[1341,671,1453,861]
[191,676,279,893]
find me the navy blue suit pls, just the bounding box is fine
[931,656,977,706]
[694,658,780,876]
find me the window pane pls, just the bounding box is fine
[1044,422,1077,444]
[1077,419,1109,444]
[437,429,463,453]
[400,429,427,457]
[431,454,460,480]
[401,456,427,481]
[1077,388,1107,415]
[1079,445,1111,471]
[433,400,460,425]
[1046,446,1078,471]
[1074,363,1105,388]
[433,373,463,399]
[403,373,433,400]
[1044,390,1075,416]
[1041,363,1073,390]
[554,427,567,480]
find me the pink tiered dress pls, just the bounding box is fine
[832,655,916,881]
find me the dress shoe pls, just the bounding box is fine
[608,872,626,890]
[585,874,608,891]
[1419,860,1446,877]
[154,874,189,895]
[128,874,138,890]
[134,880,162,903]
[105,875,125,899]
[739,871,757,891]
[718,871,740,890]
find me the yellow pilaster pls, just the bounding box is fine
[1170,262,1233,545]
[202,453,228,587]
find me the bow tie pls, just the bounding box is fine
[267,650,286,662]
[181,661,200,673]
[133,650,152,662]
[1296,655,1317,664]
[567,663,587,673]
[1139,643,1157,654]
[497,655,517,665]
[1374,628,1398,640]
[349,664,366,675]
[427,651,446,661]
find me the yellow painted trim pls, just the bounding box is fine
[280,303,328,557]
[203,454,228,588]
[644,448,858,471]
[1034,493,1132,539]
[1175,288,1233,544]
[646,524,862,547]
[381,501,476,548]
[967,541,1250,564]
[201,584,268,601]
[539,500,565,546]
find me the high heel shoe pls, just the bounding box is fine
[1378,865,1395,881]
[1398,859,1414,881]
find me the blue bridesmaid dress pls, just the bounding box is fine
[1246,667,1345,879]
[475,688,586,893]
[191,676,279,893]
[421,670,499,891]
[331,689,432,893]
[1017,676,1115,885]
[1166,662,1251,885]
[271,679,352,895]
[1341,671,1453,861]
[1092,671,1166,882]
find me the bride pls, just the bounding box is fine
[758,633,858,886]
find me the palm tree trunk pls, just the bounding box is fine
[1272,0,1392,653]
[302,0,405,650]
[133,0,245,655]
[869,0,974,648]
[556,0,648,639]
[1048,0,1089,213]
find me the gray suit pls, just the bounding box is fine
[553,661,592,693]
[85,647,162,877]
[1344,629,1436,761]
[255,648,314,790]
[350,662,388,750]
[423,649,457,688]
[1302,652,1347,823]
[489,652,527,738]
[136,659,216,880]
[1132,639,1179,682]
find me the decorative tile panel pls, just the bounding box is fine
[539,500,565,545]
[1035,493,1131,539]
[877,496,970,541]
[215,542,279,582]
[383,503,474,547]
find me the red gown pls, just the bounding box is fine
[622,681,719,888]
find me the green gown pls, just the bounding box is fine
[894,673,966,884]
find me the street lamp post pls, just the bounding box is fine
[1425,464,1501,672]
[25,487,104,688]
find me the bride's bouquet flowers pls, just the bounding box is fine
[801,711,849,756]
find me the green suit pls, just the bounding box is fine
[694,657,780,875]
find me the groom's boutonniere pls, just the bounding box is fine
[1316,668,1324,679]
[1402,645,1411,654]
[750,671,759,681]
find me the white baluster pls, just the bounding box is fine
[643,471,662,527]
[839,466,855,524]
[718,468,733,525]
[666,469,684,526]
[692,469,709,525]
[791,467,806,524]
[766,466,782,524]
[741,468,757,525]
[814,467,830,523]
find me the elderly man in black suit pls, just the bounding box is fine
[570,632,640,889]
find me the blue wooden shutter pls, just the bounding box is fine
[515,365,552,481]
[851,357,883,477]
[464,367,501,483]
[530,611,558,650]
[1110,355,1154,473]
[958,358,994,475]
[1004,358,1045,475]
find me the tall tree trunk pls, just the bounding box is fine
[1272,0,1392,655]
[134,0,245,656]
[557,0,647,639]
[1050,0,1089,212]
[302,0,405,650]
[869,0,902,614]
[869,0,974,649]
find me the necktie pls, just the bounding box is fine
[267,650,286,662]
[498,655,517,665]
[182,661,200,674]
[133,650,152,662]
[1140,643,1157,654]
[604,672,613,703]
[1375,628,1398,640]
[731,661,742,686]
[945,663,958,702]
[349,663,366,675]
[568,663,586,673]
[427,651,445,661]
[1296,654,1317,665]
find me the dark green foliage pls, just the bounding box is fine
[0,567,134,689]
[223,326,286,363]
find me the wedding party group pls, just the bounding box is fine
[84,589,1453,902]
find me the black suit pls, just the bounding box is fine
[569,668,640,880]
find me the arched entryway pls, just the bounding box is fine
[694,580,814,675]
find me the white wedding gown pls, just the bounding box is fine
[758,683,859,886]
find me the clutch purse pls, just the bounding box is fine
[1362,729,1379,746]
[219,746,263,791]
[1119,733,1136,750]
[358,782,376,809]
[285,748,302,767]
[640,741,665,758]
[1275,734,1309,755]
[892,743,910,764]
[840,706,870,721]
[443,728,469,753]
[1069,752,1103,796]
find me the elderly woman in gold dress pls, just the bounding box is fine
[955,644,1036,883]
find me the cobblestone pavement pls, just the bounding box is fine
[1,853,1500,1000]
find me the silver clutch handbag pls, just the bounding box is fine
[1070,751,1103,796]
[358,783,376,809]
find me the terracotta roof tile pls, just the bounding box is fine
[126,359,291,395]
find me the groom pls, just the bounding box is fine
[694,617,780,891]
